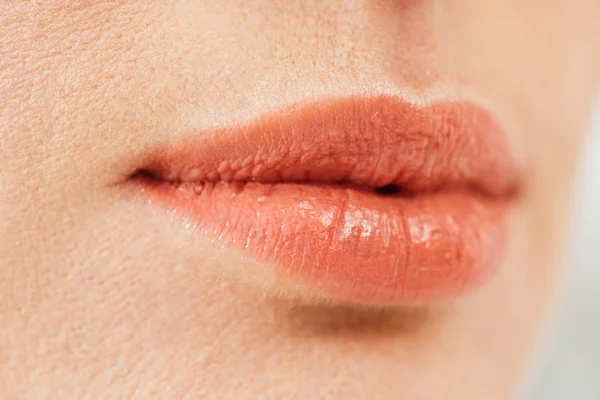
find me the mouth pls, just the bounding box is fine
[131,96,519,306]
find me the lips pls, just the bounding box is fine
[133,96,518,305]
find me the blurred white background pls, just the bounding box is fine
[524,103,600,399]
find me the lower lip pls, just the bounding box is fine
[139,179,507,305]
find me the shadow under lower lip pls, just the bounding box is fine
[266,298,442,338]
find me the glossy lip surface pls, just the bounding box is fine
[134,96,518,305]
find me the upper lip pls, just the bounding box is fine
[134,95,519,197]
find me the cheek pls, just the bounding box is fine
[0,3,173,194]
[438,0,599,132]
[435,1,599,274]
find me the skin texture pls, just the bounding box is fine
[0,1,599,399]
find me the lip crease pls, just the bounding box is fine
[134,95,519,305]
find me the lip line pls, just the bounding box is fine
[133,173,512,204]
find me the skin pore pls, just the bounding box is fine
[1,1,599,399]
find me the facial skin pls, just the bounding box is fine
[0,1,599,399]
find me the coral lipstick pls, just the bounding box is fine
[135,96,518,305]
